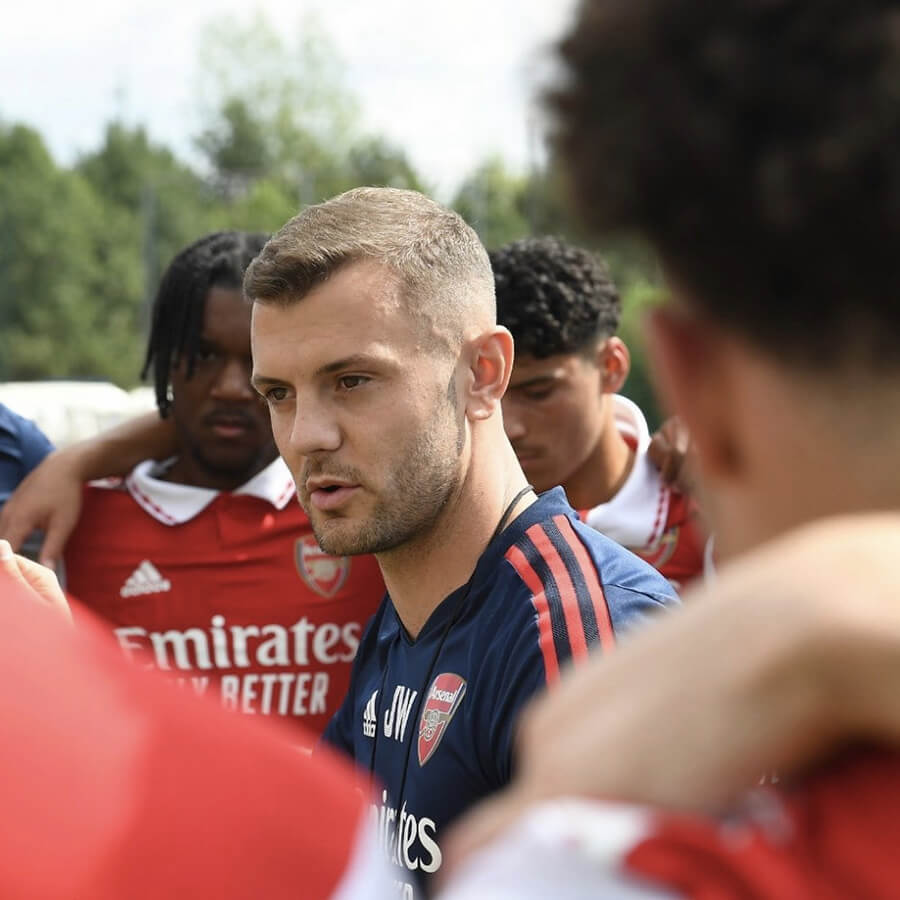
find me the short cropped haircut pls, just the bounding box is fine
[144,231,268,417]
[551,0,900,370]
[491,237,620,358]
[244,187,495,349]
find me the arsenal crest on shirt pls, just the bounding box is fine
[418,673,467,766]
[294,535,350,598]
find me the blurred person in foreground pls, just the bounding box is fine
[0,539,391,900]
[3,231,384,743]
[243,186,678,896]
[438,0,900,896]
[493,237,706,589]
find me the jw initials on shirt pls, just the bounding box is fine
[383,685,418,743]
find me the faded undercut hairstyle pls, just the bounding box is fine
[243,187,495,352]
[551,0,900,372]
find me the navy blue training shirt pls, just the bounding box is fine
[322,488,679,898]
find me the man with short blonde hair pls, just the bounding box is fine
[247,186,677,895]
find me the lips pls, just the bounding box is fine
[205,410,256,438]
[308,484,360,511]
[514,448,543,464]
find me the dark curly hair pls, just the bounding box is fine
[143,231,268,417]
[491,236,621,358]
[550,0,900,370]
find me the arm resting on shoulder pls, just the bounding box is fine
[0,413,176,567]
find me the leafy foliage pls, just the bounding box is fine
[0,13,663,420]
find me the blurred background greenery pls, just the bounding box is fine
[0,15,664,424]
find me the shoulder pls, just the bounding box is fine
[0,404,53,469]
[82,467,142,507]
[503,510,677,611]
[490,510,669,683]
[72,467,158,545]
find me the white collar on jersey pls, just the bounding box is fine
[581,394,671,550]
[120,455,296,526]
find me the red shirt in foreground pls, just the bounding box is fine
[627,748,900,899]
[0,573,391,900]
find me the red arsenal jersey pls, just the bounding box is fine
[581,396,707,590]
[626,748,900,899]
[63,457,385,743]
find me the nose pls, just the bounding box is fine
[283,393,342,457]
[502,397,527,442]
[211,357,255,402]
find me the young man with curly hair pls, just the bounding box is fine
[492,236,705,587]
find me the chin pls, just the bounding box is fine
[525,474,556,495]
[311,520,362,557]
[200,448,266,475]
[315,533,370,557]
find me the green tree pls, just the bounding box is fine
[0,124,144,384]
[194,13,357,203]
[346,137,427,193]
[617,277,666,429]
[195,98,272,199]
[78,122,213,310]
[193,13,429,218]
[452,157,533,249]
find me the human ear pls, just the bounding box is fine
[465,327,515,421]
[597,337,631,394]
[645,306,742,483]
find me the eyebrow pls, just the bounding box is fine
[249,374,285,393]
[251,354,390,392]
[509,374,559,389]
[313,354,383,377]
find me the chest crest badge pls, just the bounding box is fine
[295,535,350,598]
[418,673,467,766]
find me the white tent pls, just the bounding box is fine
[0,381,156,447]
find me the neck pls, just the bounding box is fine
[379,437,532,640]
[715,374,900,559]
[163,447,277,492]
[564,405,635,509]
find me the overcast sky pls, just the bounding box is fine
[1,0,578,198]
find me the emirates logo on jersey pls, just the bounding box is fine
[295,535,350,598]
[418,673,467,766]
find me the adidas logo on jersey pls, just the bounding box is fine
[363,689,378,739]
[120,561,172,598]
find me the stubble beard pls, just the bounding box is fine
[308,401,464,557]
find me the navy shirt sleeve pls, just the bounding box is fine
[0,405,54,504]
[480,517,679,787]
[480,603,550,786]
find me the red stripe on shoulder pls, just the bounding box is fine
[554,514,615,651]
[524,523,590,663]
[505,543,561,686]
